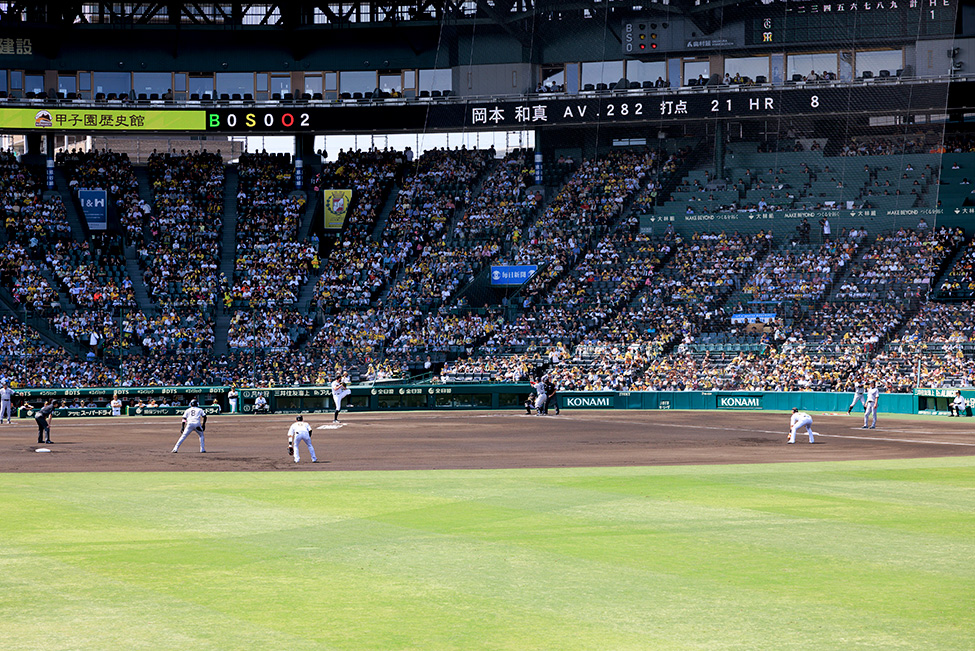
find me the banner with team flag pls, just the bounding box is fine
[323,189,352,230]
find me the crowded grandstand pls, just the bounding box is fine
[0,0,972,403]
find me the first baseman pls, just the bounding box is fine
[287,415,318,463]
[788,407,815,444]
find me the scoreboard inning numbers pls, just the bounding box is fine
[750,0,956,45]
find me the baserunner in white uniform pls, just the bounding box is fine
[287,415,317,463]
[172,399,207,453]
[863,382,879,429]
[788,407,815,444]
[847,383,866,415]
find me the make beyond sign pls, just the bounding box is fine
[491,265,537,286]
[78,189,108,231]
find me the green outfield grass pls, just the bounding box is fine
[1,458,973,651]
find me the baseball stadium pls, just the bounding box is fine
[0,1,973,649]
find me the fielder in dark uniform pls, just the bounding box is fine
[34,400,58,444]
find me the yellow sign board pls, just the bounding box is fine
[323,189,352,230]
[0,107,206,131]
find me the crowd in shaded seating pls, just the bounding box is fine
[53,310,118,353]
[231,151,316,308]
[741,236,858,303]
[0,153,71,246]
[45,237,136,308]
[227,309,314,350]
[839,134,933,156]
[125,310,215,354]
[1,313,119,387]
[1,242,60,313]
[937,239,975,299]
[505,149,668,304]
[0,314,58,356]
[138,150,225,308]
[311,148,401,310]
[0,142,973,395]
[834,226,963,302]
[865,303,975,391]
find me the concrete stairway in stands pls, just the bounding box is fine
[122,247,154,315]
[212,166,239,357]
[51,169,86,243]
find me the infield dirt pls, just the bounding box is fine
[1,409,972,473]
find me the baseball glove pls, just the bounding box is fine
[288,444,293,455]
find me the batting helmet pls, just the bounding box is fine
[296,415,303,421]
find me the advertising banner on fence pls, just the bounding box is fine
[490,265,537,286]
[78,189,108,231]
[561,393,616,409]
[717,395,763,409]
[128,405,221,417]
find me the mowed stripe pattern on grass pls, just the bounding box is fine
[0,458,973,650]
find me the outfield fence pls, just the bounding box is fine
[9,384,973,417]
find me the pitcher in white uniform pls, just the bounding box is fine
[331,376,351,423]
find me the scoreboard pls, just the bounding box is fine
[0,80,965,134]
[747,0,956,46]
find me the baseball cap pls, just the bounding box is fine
[792,407,798,412]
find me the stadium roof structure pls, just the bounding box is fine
[0,1,764,31]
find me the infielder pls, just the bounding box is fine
[863,382,879,429]
[172,399,207,453]
[0,383,14,423]
[331,376,351,422]
[847,383,866,415]
[33,400,58,444]
[788,407,815,444]
[287,415,318,463]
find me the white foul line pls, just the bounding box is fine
[819,432,975,447]
[647,421,975,447]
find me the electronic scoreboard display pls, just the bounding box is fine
[0,80,965,134]
[747,0,956,46]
